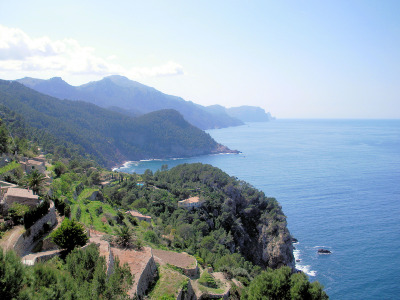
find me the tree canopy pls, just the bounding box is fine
[50,218,88,252]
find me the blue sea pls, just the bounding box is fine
[116,120,400,300]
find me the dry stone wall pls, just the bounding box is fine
[136,253,158,298]
[13,201,57,256]
[177,280,196,300]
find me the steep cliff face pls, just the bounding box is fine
[152,163,295,271]
[259,222,295,269]
[239,211,294,270]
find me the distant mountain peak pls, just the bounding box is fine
[15,75,249,129]
[104,74,151,89]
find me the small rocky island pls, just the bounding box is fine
[318,249,332,254]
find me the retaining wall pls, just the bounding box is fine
[13,201,57,256]
[136,251,158,299]
[177,280,197,300]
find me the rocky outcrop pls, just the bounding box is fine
[73,183,84,200]
[89,191,104,202]
[318,249,331,254]
[255,220,295,270]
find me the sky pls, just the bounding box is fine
[0,0,399,119]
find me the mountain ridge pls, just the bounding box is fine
[0,80,237,167]
[16,76,274,128]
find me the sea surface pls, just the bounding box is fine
[116,120,400,300]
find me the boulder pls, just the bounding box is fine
[318,249,331,254]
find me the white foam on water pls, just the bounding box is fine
[294,248,317,277]
[297,264,317,277]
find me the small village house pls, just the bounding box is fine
[126,210,152,222]
[178,196,203,209]
[1,187,40,209]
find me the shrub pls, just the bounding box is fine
[198,271,218,289]
[144,230,159,244]
[75,206,81,221]
[50,218,88,252]
[8,203,29,225]
[24,199,50,229]
[95,206,103,217]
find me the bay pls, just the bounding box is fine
[116,119,400,300]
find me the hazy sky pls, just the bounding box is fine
[0,1,399,118]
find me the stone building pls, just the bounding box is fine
[178,196,203,209]
[126,210,152,222]
[1,187,40,208]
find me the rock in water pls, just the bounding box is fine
[318,249,332,254]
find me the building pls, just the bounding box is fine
[126,210,152,222]
[20,159,46,175]
[1,187,40,208]
[178,196,203,209]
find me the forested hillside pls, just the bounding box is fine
[17,76,244,130]
[0,80,236,167]
[103,163,294,270]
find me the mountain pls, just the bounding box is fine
[0,80,237,167]
[17,76,244,130]
[206,104,274,122]
[226,105,275,122]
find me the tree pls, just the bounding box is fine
[0,248,25,299]
[0,124,8,155]
[115,226,133,248]
[53,161,67,177]
[244,267,329,300]
[27,169,46,195]
[8,203,29,225]
[51,218,88,252]
[89,171,101,186]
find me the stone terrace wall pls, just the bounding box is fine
[13,201,57,256]
[136,252,158,299]
[177,280,197,300]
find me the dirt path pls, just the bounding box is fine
[21,249,62,265]
[0,225,24,251]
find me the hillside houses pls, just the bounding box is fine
[19,156,46,175]
[1,187,39,208]
[126,210,152,222]
[178,196,203,209]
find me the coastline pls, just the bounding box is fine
[112,150,241,172]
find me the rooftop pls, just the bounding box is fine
[6,188,39,199]
[27,160,44,166]
[179,196,201,204]
[126,210,152,219]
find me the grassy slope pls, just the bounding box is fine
[149,265,189,299]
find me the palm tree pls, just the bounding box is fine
[115,226,133,248]
[27,170,45,195]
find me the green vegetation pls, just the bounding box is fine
[24,199,50,229]
[103,163,290,273]
[17,75,244,130]
[149,264,189,300]
[0,160,20,175]
[27,169,46,195]
[0,247,24,299]
[243,267,328,300]
[0,99,328,298]
[0,80,226,167]
[0,245,132,299]
[8,202,29,225]
[50,218,89,252]
[198,271,218,288]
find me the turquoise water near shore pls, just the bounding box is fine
[117,120,400,300]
